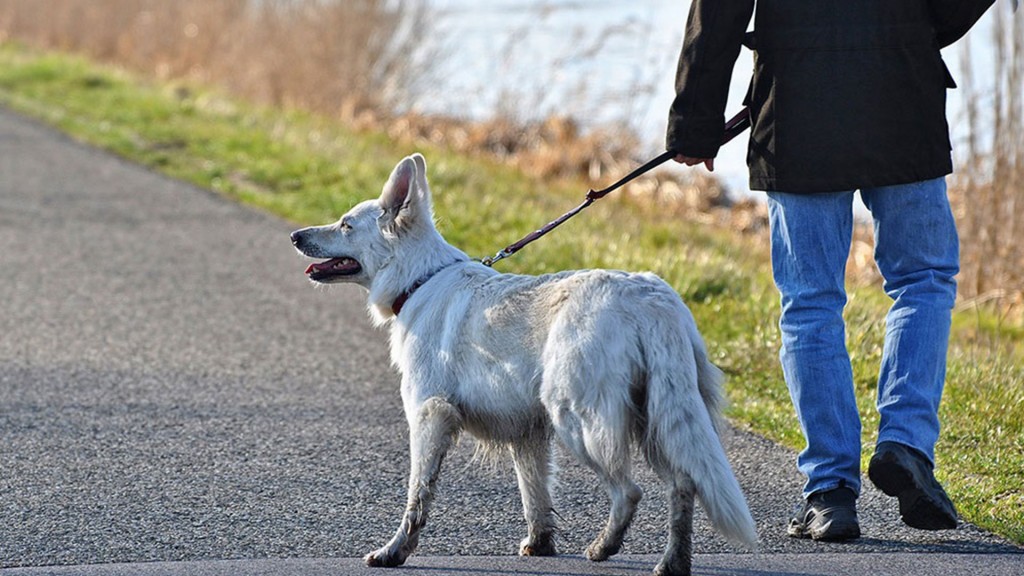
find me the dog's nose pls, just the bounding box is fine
[290,230,303,248]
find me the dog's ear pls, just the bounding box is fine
[410,153,432,194]
[379,155,431,234]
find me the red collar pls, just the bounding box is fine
[390,262,461,316]
[390,284,422,316]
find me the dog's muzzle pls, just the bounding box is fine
[290,229,362,282]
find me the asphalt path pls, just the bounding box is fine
[0,107,1020,575]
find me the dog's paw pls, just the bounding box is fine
[519,534,557,557]
[653,559,691,576]
[364,548,406,568]
[585,537,622,562]
[585,543,609,562]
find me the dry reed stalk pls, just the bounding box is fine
[951,4,1024,315]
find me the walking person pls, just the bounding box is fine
[666,0,995,540]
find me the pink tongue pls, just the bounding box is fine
[305,260,337,275]
[305,258,355,275]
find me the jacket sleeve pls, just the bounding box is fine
[666,0,754,158]
[927,0,997,48]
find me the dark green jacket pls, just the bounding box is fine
[666,0,995,193]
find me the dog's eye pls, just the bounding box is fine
[340,220,353,232]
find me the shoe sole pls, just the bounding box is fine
[869,453,958,530]
[811,521,861,542]
[787,524,861,541]
[787,513,861,541]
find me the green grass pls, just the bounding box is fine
[1,43,1021,545]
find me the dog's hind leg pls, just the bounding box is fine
[654,477,697,576]
[364,397,462,568]
[512,434,557,556]
[541,311,642,562]
[551,405,641,562]
[583,451,642,562]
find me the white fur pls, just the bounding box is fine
[291,154,758,576]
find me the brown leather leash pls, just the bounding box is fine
[480,107,751,267]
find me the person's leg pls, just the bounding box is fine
[861,178,959,530]
[767,191,862,497]
[860,178,959,464]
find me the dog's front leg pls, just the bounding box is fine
[365,397,462,568]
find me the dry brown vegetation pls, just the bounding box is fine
[0,0,659,184]
[951,4,1024,315]
[0,0,435,116]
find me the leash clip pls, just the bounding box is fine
[480,250,510,267]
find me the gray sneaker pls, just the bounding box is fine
[787,486,861,541]
[868,441,958,530]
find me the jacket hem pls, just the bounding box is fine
[750,167,953,194]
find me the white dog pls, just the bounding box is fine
[290,154,758,576]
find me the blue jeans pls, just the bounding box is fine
[766,178,959,498]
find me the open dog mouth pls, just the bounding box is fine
[304,257,362,281]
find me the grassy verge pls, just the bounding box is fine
[1,44,1020,545]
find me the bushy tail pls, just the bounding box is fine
[645,314,758,550]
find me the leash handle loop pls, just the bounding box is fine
[722,107,752,146]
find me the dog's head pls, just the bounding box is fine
[290,153,441,292]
